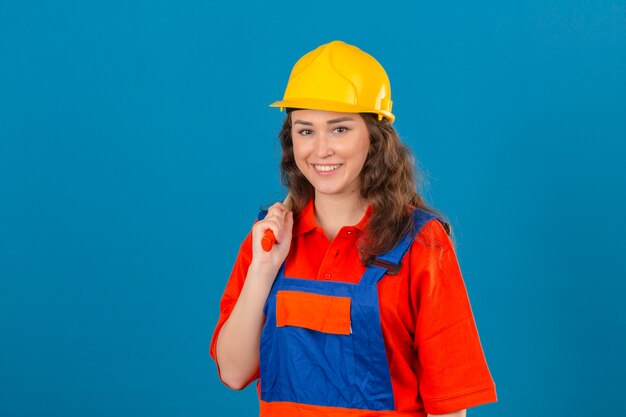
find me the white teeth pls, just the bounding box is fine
[313,164,340,172]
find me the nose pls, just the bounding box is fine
[314,132,334,158]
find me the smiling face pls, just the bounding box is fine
[290,109,370,199]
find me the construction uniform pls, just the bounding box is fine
[210,198,497,416]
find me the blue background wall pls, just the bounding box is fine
[2,1,625,416]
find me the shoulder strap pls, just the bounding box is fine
[360,209,446,285]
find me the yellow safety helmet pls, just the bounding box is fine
[270,40,395,123]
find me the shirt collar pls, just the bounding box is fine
[292,198,373,237]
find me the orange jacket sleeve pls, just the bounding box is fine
[411,219,497,414]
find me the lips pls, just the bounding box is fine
[312,164,342,172]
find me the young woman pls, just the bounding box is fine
[210,40,497,417]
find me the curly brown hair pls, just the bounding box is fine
[278,112,452,264]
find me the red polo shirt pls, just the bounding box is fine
[210,199,497,415]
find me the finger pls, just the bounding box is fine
[276,211,294,245]
[263,212,285,223]
[267,203,287,218]
[265,207,288,226]
[254,221,282,245]
[272,202,287,210]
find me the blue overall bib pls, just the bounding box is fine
[258,208,441,412]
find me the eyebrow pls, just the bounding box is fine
[293,116,356,126]
[327,117,355,124]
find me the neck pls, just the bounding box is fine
[313,191,369,241]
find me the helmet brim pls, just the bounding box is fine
[270,98,395,123]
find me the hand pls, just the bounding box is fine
[250,201,294,272]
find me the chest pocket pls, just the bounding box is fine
[276,290,351,335]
